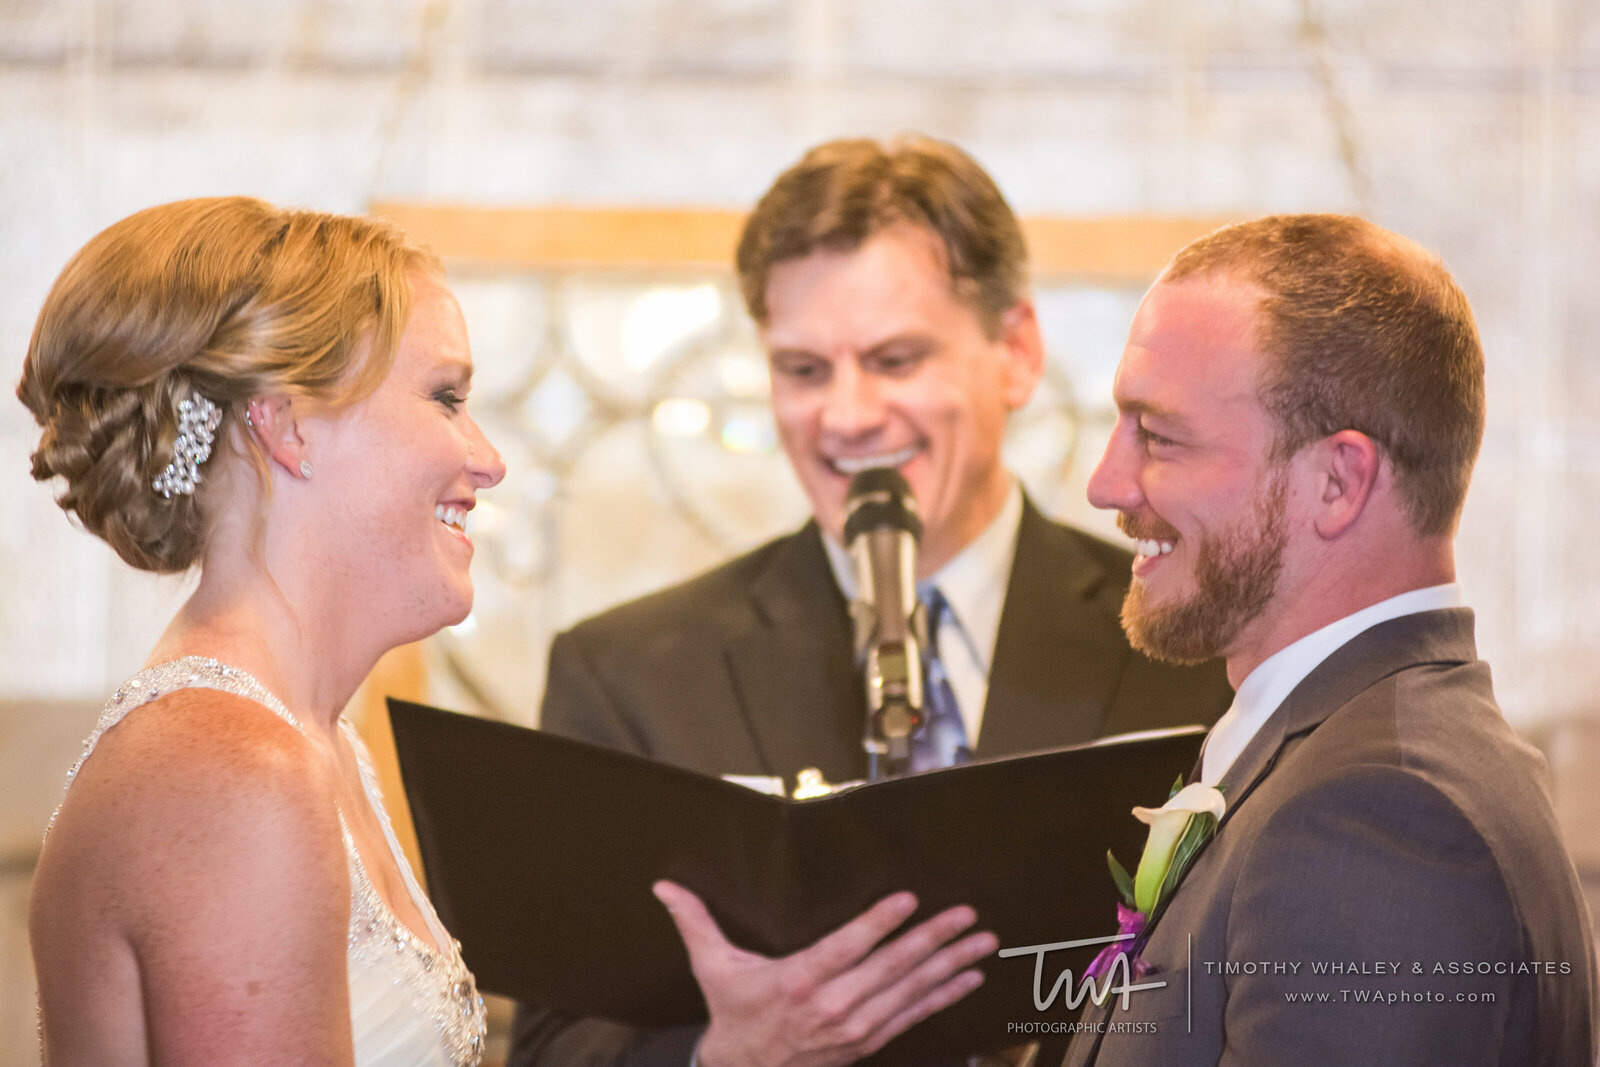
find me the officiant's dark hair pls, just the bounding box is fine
[17,196,441,573]
[736,135,1030,338]
[1163,214,1485,538]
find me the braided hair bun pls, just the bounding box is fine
[17,196,438,572]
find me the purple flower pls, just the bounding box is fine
[1085,903,1153,980]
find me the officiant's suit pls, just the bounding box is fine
[1065,608,1598,1067]
[507,498,1234,1066]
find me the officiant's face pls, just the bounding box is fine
[1087,272,1292,664]
[761,222,1043,576]
[310,273,506,635]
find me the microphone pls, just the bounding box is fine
[844,468,927,781]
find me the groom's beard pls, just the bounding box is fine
[1119,467,1289,666]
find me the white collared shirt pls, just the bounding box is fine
[1199,583,1465,786]
[824,481,1024,747]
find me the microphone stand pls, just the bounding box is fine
[859,598,929,782]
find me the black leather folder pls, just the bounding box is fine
[388,698,1204,1063]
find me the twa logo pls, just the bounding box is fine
[998,933,1167,1011]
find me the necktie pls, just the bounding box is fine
[911,586,972,772]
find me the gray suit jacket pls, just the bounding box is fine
[1065,608,1598,1067]
[508,502,1234,1066]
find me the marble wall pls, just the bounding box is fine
[2,0,1598,1060]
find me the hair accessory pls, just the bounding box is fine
[299,460,314,479]
[152,392,223,499]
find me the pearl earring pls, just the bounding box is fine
[299,460,313,479]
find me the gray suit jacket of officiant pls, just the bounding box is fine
[1065,608,1598,1067]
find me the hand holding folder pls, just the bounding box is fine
[654,879,995,1065]
[388,699,1205,1064]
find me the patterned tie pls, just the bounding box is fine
[911,586,973,772]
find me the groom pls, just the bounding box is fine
[1066,214,1597,1064]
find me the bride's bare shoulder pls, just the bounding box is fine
[32,686,357,1062]
[37,685,347,921]
[78,685,334,807]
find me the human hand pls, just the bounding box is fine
[653,880,996,1067]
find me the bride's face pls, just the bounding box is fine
[310,273,506,637]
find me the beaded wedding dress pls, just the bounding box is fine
[50,657,487,1066]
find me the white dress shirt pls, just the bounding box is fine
[824,481,1024,747]
[1199,583,1465,786]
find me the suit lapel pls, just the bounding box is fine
[1147,609,1482,931]
[978,499,1130,757]
[723,523,869,786]
[1075,609,1482,1064]
[1215,608,1479,809]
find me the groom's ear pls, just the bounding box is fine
[1308,429,1382,540]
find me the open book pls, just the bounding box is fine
[388,698,1204,1063]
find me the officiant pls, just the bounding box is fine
[507,135,1233,1067]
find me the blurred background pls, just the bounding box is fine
[2,1,1598,1061]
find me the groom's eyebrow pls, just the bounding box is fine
[1121,398,1193,432]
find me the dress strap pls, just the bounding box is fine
[47,657,302,840]
[338,718,455,955]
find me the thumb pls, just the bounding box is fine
[653,880,731,964]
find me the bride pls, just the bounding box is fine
[20,197,505,1065]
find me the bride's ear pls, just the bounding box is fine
[243,396,314,481]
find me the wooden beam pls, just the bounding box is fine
[371,202,1236,284]
[1023,214,1234,283]
[373,203,747,272]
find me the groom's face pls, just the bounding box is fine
[1088,272,1293,665]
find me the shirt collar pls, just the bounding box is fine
[1200,582,1464,785]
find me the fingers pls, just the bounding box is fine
[819,917,997,1056]
[657,882,931,993]
[658,881,992,1003]
[658,881,997,1067]
[779,904,995,1060]
[814,902,988,1003]
[653,880,738,971]
[861,961,989,1056]
[798,891,921,978]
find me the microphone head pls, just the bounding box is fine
[843,467,923,545]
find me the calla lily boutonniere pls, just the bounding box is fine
[1119,778,1227,914]
[1088,777,1226,980]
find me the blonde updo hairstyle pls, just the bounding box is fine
[17,196,441,573]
